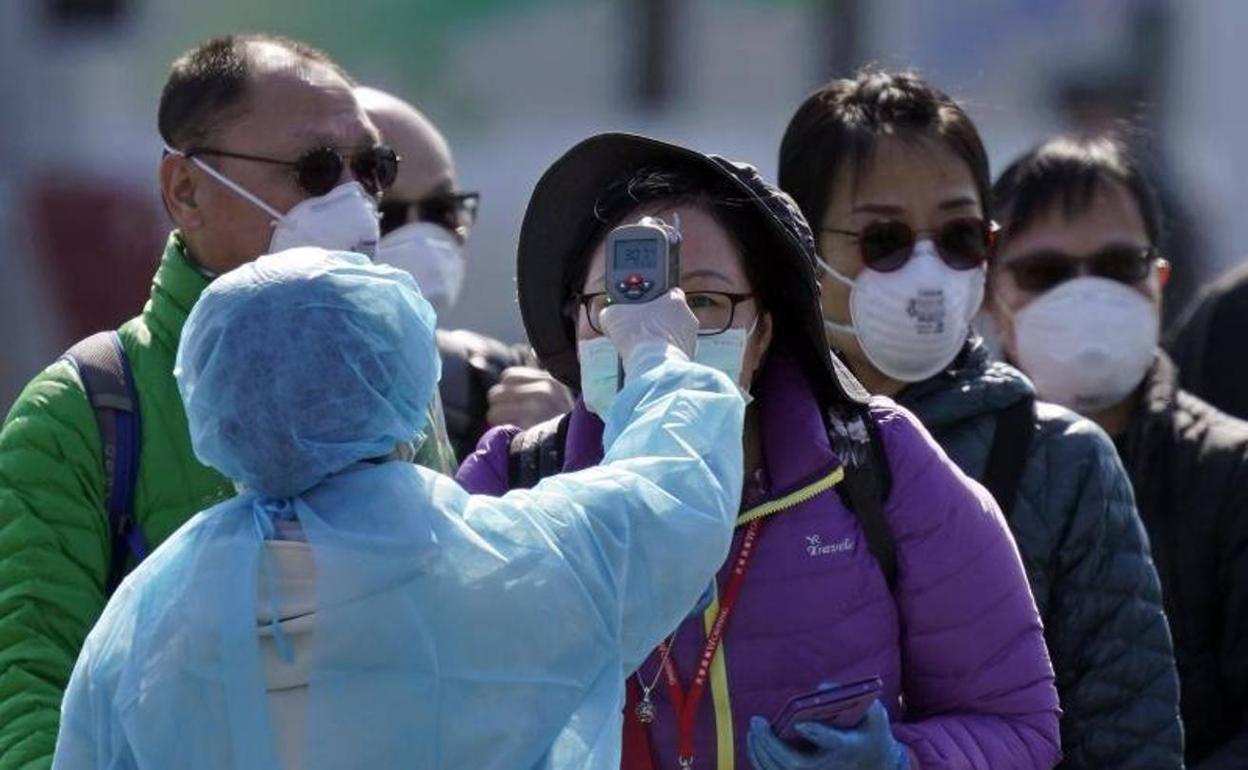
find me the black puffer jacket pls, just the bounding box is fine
[1118,352,1248,769]
[900,339,1183,769]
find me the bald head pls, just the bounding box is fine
[355,86,455,203]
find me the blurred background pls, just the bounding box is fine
[0,0,1240,408]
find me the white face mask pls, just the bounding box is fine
[578,322,757,417]
[376,222,466,315]
[821,240,985,382]
[167,146,381,258]
[1013,276,1158,413]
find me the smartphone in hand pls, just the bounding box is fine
[772,676,884,743]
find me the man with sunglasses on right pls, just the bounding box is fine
[357,86,574,460]
[990,135,1248,770]
[0,33,434,769]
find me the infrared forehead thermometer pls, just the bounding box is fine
[604,215,682,305]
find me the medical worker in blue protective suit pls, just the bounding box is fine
[51,248,746,770]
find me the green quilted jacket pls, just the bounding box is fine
[0,233,232,768]
[0,233,456,769]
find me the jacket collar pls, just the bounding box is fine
[1130,350,1179,426]
[897,336,1035,430]
[1117,349,1174,468]
[562,400,605,473]
[753,346,841,489]
[142,231,212,357]
[1138,350,1178,413]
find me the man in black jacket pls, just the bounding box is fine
[990,134,1248,769]
[357,87,573,459]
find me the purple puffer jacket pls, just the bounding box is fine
[457,350,1061,770]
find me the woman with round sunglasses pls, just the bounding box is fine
[990,134,1248,769]
[457,133,1060,770]
[779,71,1182,770]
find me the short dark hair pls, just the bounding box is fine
[567,167,775,316]
[158,33,351,149]
[778,68,991,232]
[993,134,1163,248]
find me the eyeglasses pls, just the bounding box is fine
[823,217,994,272]
[183,144,399,197]
[572,291,755,337]
[1002,245,1159,293]
[379,191,481,236]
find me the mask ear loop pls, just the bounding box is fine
[164,144,285,222]
[815,255,855,289]
[814,256,857,337]
[739,316,762,405]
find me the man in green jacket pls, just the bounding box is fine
[0,33,451,769]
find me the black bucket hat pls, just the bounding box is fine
[516,132,868,407]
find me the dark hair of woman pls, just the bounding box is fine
[778,68,991,233]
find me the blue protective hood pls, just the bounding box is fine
[174,248,440,498]
[55,351,745,769]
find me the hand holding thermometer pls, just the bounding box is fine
[604,215,682,388]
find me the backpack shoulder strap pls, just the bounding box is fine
[981,396,1036,522]
[61,331,147,594]
[827,405,898,591]
[506,413,571,490]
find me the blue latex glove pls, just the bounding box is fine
[746,701,909,770]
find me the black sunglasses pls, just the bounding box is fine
[1002,245,1158,293]
[571,291,755,337]
[823,217,995,272]
[379,191,480,237]
[184,144,399,197]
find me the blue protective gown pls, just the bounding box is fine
[52,354,744,769]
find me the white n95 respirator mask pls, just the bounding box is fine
[376,222,466,315]
[822,240,985,382]
[1012,276,1158,414]
[167,145,380,259]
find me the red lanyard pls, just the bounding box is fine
[658,518,764,768]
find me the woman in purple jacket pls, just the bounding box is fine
[456,134,1060,770]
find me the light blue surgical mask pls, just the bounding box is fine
[578,336,622,417]
[693,321,757,395]
[577,320,758,417]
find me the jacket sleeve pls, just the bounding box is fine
[0,362,111,770]
[460,352,744,672]
[1044,423,1183,770]
[876,403,1062,770]
[453,424,522,495]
